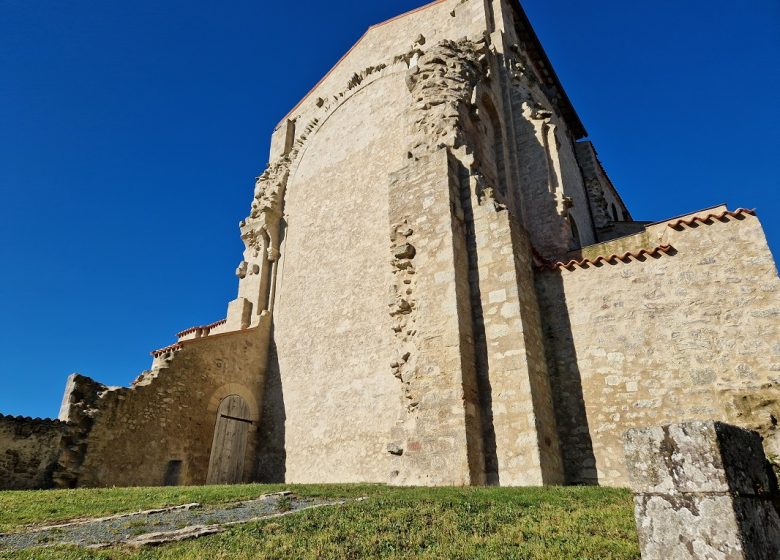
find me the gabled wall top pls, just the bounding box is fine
[274,0,586,139]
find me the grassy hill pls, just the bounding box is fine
[0,484,640,559]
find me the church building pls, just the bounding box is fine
[1,0,777,490]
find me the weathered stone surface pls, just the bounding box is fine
[626,421,780,560]
[538,207,779,487]
[1,0,777,490]
[75,324,270,488]
[625,421,776,495]
[0,414,69,490]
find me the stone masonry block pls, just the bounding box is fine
[624,421,776,495]
[625,421,780,560]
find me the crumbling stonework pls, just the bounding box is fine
[54,374,106,487]
[625,421,780,559]
[0,414,69,490]
[76,325,269,487]
[1,0,777,489]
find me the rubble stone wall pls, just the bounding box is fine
[537,209,780,486]
[0,415,68,490]
[76,325,268,487]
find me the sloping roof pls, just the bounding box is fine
[176,319,227,339]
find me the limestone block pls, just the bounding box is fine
[624,421,776,495]
[625,421,780,560]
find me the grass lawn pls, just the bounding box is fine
[0,484,640,559]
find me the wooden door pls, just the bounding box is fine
[206,395,250,484]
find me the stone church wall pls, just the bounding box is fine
[5,0,775,493]
[267,62,412,484]
[537,208,779,487]
[384,148,486,485]
[261,0,597,485]
[493,0,596,255]
[468,181,565,485]
[0,414,68,490]
[262,0,495,485]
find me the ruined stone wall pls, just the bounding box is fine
[385,148,486,485]
[537,208,780,486]
[6,0,731,491]
[0,414,68,490]
[256,0,603,486]
[55,374,107,488]
[76,325,268,487]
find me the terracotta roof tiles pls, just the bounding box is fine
[537,245,675,272]
[176,319,227,339]
[667,208,755,230]
[0,413,68,425]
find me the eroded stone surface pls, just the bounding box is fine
[626,421,780,560]
[1,0,778,491]
[625,422,776,495]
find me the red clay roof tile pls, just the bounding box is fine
[667,208,755,230]
[537,245,675,272]
[176,319,227,339]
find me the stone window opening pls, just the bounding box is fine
[611,203,620,222]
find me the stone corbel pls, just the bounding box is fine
[556,195,574,218]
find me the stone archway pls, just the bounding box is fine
[206,395,251,484]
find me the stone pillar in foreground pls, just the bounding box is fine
[624,421,780,560]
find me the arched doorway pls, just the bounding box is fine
[206,395,251,484]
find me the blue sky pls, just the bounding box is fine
[1,0,778,418]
